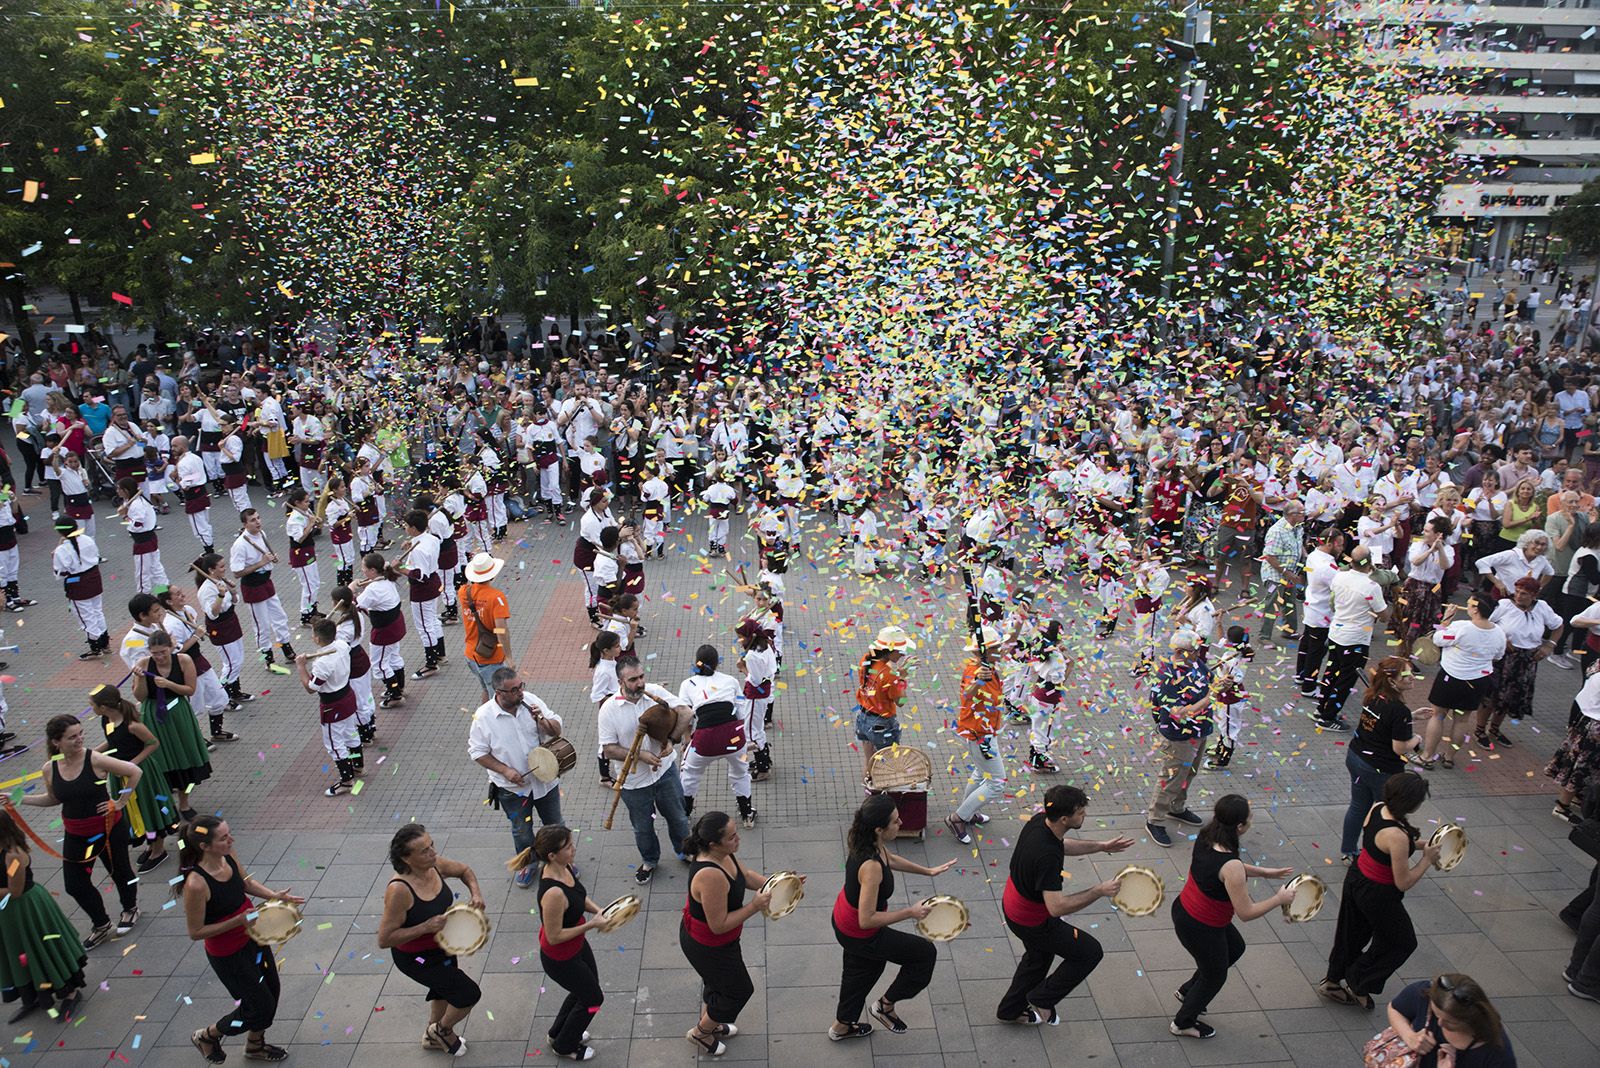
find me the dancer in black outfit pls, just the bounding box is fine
[1169,794,1296,1039]
[377,823,485,1056]
[828,795,952,1041]
[679,811,776,1057]
[178,816,304,1064]
[1319,772,1440,1010]
[996,785,1133,1027]
[16,715,143,948]
[536,825,606,1062]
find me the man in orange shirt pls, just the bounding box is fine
[854,625,915,782]
[947,624,1004,845]
[460,552,514,699]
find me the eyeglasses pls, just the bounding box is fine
[496,682,524,694]
[1435,975,1476,1005]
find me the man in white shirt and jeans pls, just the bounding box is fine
[468,666,564,888]
[598,659,693,885]
[1315,548,1390,732]
[1296,527,1345,698]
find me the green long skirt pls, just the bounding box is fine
[0,883,87,1004]
[140,695,213,791]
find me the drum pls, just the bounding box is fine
[1413,635,1440,667]
[1110,865,1164,918]
[914,895,969,942]
[761,871,805,920]
[1282,874,1327,923]
[436,903,490,956]
[598,894,641,933]
[867,744,932,791]
[527,737,579,783]
[246,900,303,946]
[1430,824,1468,872]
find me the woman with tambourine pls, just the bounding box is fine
[177,815,304,1064]
[535,824,607,1062]
[679,810,774,1057]
[828,795,949,1041]
[377,822,484,1057]
[1320,772,1441,1011]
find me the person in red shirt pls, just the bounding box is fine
[854,625,915,782]
[946,624,1003,845]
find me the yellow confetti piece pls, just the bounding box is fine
[188,152,216,165]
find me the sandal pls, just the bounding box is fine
[828,1022,873,1041]
[685,1025,726,1057]
[192,1029,226,1064]
[870,998,908,1034]
[1440,754,1455,769]
[243,1041,288,1062]
[1316,980,1358,1006]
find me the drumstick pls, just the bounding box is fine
[603,726,647,831]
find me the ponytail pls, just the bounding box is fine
[89,683,140,725]
[362,552,402,581]
[681,812,733,856]
[1196,794,1250,854]
[173,815,226,899]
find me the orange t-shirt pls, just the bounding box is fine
[460,583,509,665]
[957,658,1003,740]
[857,657,907,719]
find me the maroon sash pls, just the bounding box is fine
[318,684,357,724]
[349,643,371,679]
[408,572,442,602]
[131,529,159,555]
[369,605,406,646]
[182,485,210,514]
[65,565,102,601]
[239,571,275,604]
[206,607,244,646]
[573,538,597,571]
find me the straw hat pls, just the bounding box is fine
[965,624,1002,651]
[465,553,506,583]
[871,625,916,653]
[1169,628,1203,651]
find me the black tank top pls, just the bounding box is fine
[538,872,588,930]
[391,875,453,929]
[197,855,247,924]
[102,717,149,765]
[51,755,104,822]
[1189,843,1239,903]
[1362,807,1416,867]
[687,858,744,922]
[843,851,891,914]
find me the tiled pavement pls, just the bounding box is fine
[0,467,1595,1068]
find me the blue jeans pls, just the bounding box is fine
[1341,749,1393,857]
[501,787,563,854]
[620,763,690,867]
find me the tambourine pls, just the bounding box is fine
[1413,635,1440,667]
[1430,824,1468,872]
[1282,874,1327,923]
[598,894,641,933]
[915,895,969,942]
[436,903,490,956]
[246,900,303,946]
[1111,865,1165,918]
[760,871,804,920]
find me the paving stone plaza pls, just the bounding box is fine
[0,476,1594,1068]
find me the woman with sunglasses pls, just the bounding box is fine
[1384,973,1515,1067]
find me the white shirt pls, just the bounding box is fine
[52,534,102,579]
[1434,620,1507,680]
[124,494,158,536]
[230,531,273,578]
[597,683,682,789]
[742,646,778,691]
[591,659,619,705]
[1303,549,1339,628]
[1328,570,1386,647]
[467,693,563,799]
[174,451,207,490]
[679,671,743,714]
[307,640,353,692]
[119,623,160,672]
[1476,548,1555,588]
[1489,599,1562,651]
[1406,539,1455,585]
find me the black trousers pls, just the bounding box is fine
[1323,867,1416,996]
[1171,899,1244,1028]
[209,943,281,1036]
[62,825,137,927]
[16,438,41,491]
[831,921,937,1024]
[541,942,603,1055]
[391,948,482,1009]
[1317,642,1370,722]
[996,918,1103,1018]
[1563,862,1599,930]
[680,924,754,1025]
[1296,625,1329,691]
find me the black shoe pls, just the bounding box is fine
[77,647,104,661]
[281,643,297,661]
[1170,809,1203,826]
[411,665,438,680]
[1146,821,1173,847]
[6,1000,39,1024]
[1314,716,1352,732]
[634,865,656,884]
[137,851,169,874]
[211,729,239,743]
[1170,1020,1216,1039]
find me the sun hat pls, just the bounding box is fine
[465,553,506,583]
[871,625,916,653]
[965,624,1002,651]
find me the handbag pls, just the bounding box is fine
[1362,1028,1418,1068]
[464,589,500,662]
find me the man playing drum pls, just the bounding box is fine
[467,667,564,889]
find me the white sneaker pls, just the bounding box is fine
[1550,652,1580,670]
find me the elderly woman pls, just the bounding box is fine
[1475,529,1555,598]
[1480,578,1564,749]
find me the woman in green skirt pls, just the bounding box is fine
[0,805,87,1022]
[130,630,211,823]
[92,683,178,874]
